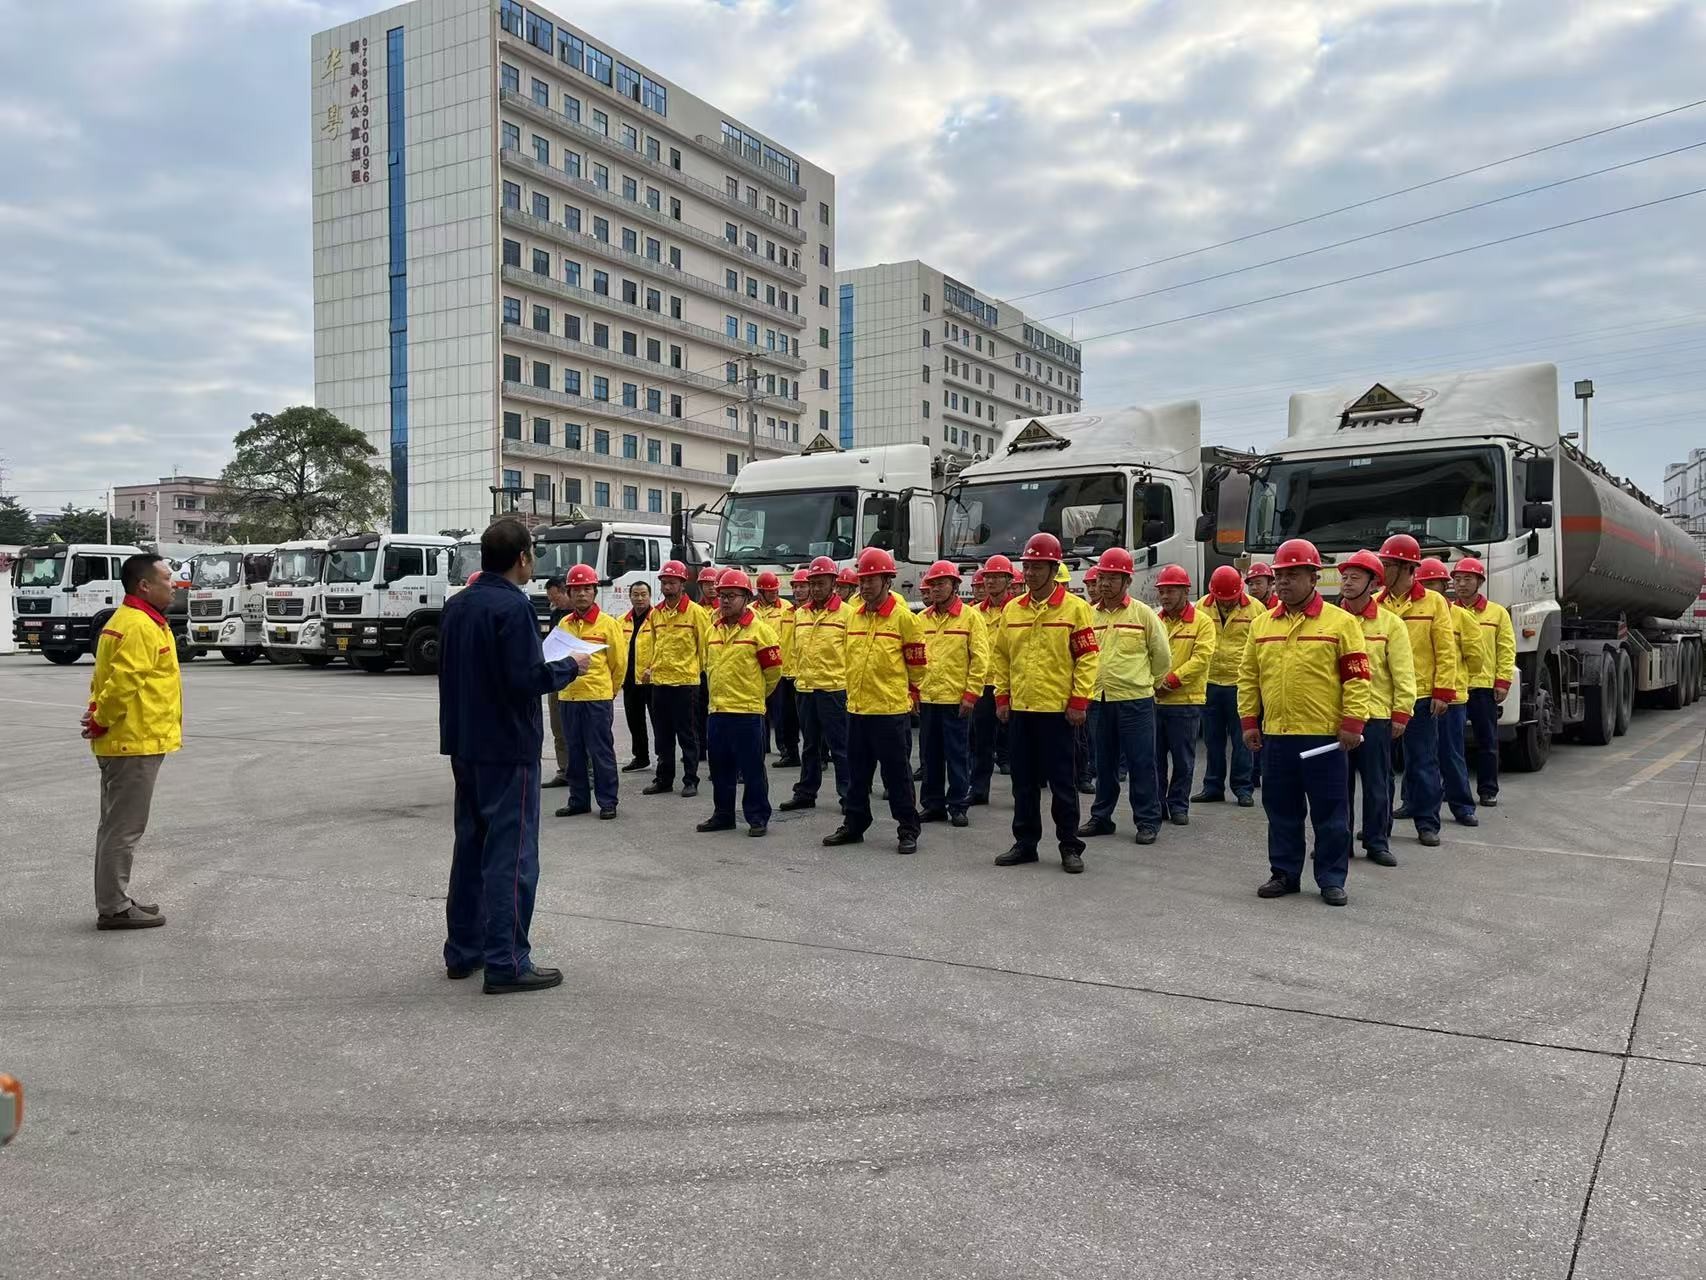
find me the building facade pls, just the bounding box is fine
[833,261,1082,465]
[112,476,235,543]
[312,0,836,534]
[1664,448,1706,523]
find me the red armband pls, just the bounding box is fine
[1068,627,1097,658]
[756,645,782,670]
[902,642,927,666]
[1338,653,1371,682]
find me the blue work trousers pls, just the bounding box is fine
[1201,682,1254,799]
[562,699,618,812]
[1346,718,1394,854]
[1398,698,1442,834]
[844,712,920,839]
[1263,734,1352,890]
[970,687,1007,800]
[1010,711,1083,856]
[651,683,700,787]
[1089,696,1160,830]
[445,758,541,982]
[766,677,799,759]
[1467,687,1501,799]
[795,689,849,805]
[1440,702,1476,820]
[708,712,770,827]
[918,701,972,816]
[1155,704,1201,819]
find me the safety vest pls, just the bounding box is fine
[792,594,849,693]
[1237,593,1372,736]
[916,597,989,706]
[1156,603,1217,705]
[1466,596,1516,691]
[845,590,927,716]
[87,597,183,758]
[555,605,628,701]
[1448,601,1488,703]
[644,593,711,686]
[991,584,1098,713]
[1378,583,1460,706]
[1198,594,1264,687]
[705,608,783,714]
[1344,596,1417,724]
[1090,596,1171,701]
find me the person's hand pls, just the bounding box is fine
[571,652,593,675]
[1494,686,1509,704]
[1065,706,1087,727]
[1430,697,1449,717]
[639,667,652,684]
[995,705,1009,724]
[1392,719,1408,741]
[1243,727,1262,752]
[1338,729,1363,752]
[959,699,975,719]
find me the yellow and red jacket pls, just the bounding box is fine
[1345,596,1417,725]
[1237,593,1372,736]
[1465,595,1516,692]
[753,598,795,676]
[1448,601,1489,703]
[1198,593,1264,687]
[643,593,711,686]
[992,585,1099,713]
[916,597,989,707]
[845,591,927,716]
[1378,582,1460,706]
[791,594,850,693]
[87,597,182,758]
[621,607,656,677]
[555,605,628,701]
[1156,602,1217,705]
[1090,596,1171,701]
[705,608,783,714]
[974,591,1017,688]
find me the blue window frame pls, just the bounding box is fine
[564,94,580,124]
[642,77,667,116]
[647,487,663,513]
[531,248,549,276]
[725,270,738,291]
[621,228,637,253]
[593,271,607,295]
[595,481,610,507]
[502,297,521,324]
[593,216,608,242]
[593,378,609,403]
[501,181,520,209]
[564,369,581,395]
[565,422,582,449]
[565,152,580,179]
[502,122,519,152]
[499,0,523,38]
[500,63,519,93]
[566,315,580,341]
[565,478,583,502]
[594,429,610,454]
[531,78,548,107]
[566,205,581,232]
[533,134,548,164]
[646,389,662,413]
[565,260,581,287]
[622,176,637,201]
[532,304,550,332]
[725,315,738,338]
[586,45,611,86]
[524,10,552,53]
[647,440,662,464]
[559,31,583,70]
[531,192,548,220]
[621,385,637,409]
[622,486,637,511]
[745,323,758,345]
[616,62,640,102]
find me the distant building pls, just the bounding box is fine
[833,260,1083,466]
[112,477,234,543]
[1664,448,1706,522]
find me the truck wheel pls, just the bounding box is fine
[1504,669,1555,773]
[1580,653,1617,746]
[354,655,393,674]
[301,653,334,668]
[1661,649,1688,711]
[1613,649,1634,735]
[221,648,260,666]
[403,625,441,676]
[1688,645,1702,706]
[43,649,81,666]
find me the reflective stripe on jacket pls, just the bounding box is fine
[792,595,850,692]
[1237,593,1372,736]
[1346,597,1417,724]
[556,605,628,701]
[1156,604,1217,705]
[845,591,927,716]
[991,585,1099,713]
[1378,583,1460,704]
[1091,596,1170,701]
[644,594,711,686]
[706,609,783,714]
[1199,594,1264,687]
[917,597,989,706]
[88,598,183,757]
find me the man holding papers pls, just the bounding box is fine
[551,565,626,821]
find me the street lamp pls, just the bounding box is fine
[1573,379,1595,456]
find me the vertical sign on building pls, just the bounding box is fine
[385,27,408,532]
[837,284,854,449]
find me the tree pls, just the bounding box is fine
[0,494,34,544]
[216,407,391,542]
[33,504,148,545]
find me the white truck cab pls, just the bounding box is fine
[261,539,333,666]
[186,545,276,665]
[11,543,145,664]
[322,531,455,674]
[529,519,712,625]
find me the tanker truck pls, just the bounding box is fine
[1246,363,1704,772]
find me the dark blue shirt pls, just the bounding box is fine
[439,572,577,764]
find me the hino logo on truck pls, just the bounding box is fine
[1338,383,1432,429]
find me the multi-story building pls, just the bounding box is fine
[311,0,837,534]
[112,476,235,543]
[1664,448,1706,523]
[833,261,1083,466]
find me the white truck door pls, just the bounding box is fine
[71,554,118,617]
[380,544,428,618]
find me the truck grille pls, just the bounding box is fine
[190,600,223,618]
[325,596,362,615]
[266,598,306,619]
[16,598,49,615]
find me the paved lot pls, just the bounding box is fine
[3,653,1703,1279]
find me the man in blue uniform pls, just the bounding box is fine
[438,519,589,995]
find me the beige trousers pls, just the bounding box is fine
[95,755,165,915]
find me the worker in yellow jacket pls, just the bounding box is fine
[696,569,784,837]
[1337,549,1417,867]
[914,560,989,827]
[1077,547,1172,846]
[991,533,1100,873]
[1420,557,1487,829]
[618,583,657,774]
[81,552,181,930]
[552,564,628,821]
[752,570,799,765]
[1451,557,1516,806]
[781,556,851,812]
[1153,564,1217,825]
[1195,565,1264,808]
[640,559,711,798]
[1376,534,1460,847]
[970,555,1020,804]
[1238,539,1372,906]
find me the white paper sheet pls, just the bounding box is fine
[542,629,607,662]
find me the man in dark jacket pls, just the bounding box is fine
[439,520,588,995]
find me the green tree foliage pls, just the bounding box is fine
[19,503,149,545]
[216,407,391,542]
[0,494,34,544]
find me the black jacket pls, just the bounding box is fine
[439,573,577,764]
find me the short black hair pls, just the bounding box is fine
[481,518,533,573]
[121,553,167,595]
[544,574,567,590]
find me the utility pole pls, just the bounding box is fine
[104,488,112,544]
[154,486,161,543]
[745,358,760,466]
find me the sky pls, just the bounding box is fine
[1,0,1704,512]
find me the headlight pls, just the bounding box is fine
[220,619,241,640]
[301,620,321,640]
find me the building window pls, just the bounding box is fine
[565,260,581,287]
[725,315,739,338]
[502,180,520,210]
[623,431,639,457]
[564,94,580,123]
[647,439,662,464]
[586,45,612,86]
[670,344,683,368]
[818,327,829,349]
[725,222,738,244]
[647,487,663,513]
[533,473,552,501]
[530,78,548,107]
[565,151,581,179]
[502,354,521,382]
[522,7,552,53]
[646,288,661,312]
[532,304,550,332]
[593,216,608,242]
[565,369,582,395]
[646,236,661,261]
[532,249,549,276]
[559,30,583,71]
[642,77,667,116]
[621,330,637,356]
[819,409,829,431]
[499,0,523,35]
[726,453,740,476]
[503,467,523,492]
[533,417,551,444]
[565,477,583,502]
[532,360,550,389]
[566,205,581,232]
[622,384,638,409]
[502,296,521,324]
[622,280,638,304]
[622,176,637,202]
[622,485,638,511]
[922,292,931,312]
[594,480,610,506]
[593,378,610,403]
[746,232,758,253]
[922,329,931,347]
[502,123,520,152]
[621,124,638,152]
[500,63,519,94]
[594,427,610,452]
[593,162,608,189]
[922,402,930,419]
[646,389,662,413]
[646,186,661,211]
[669,196,681,220]
[819,244,829,267]
[533,135,549,165]
[646,337,661,362]
[592,323,608,348]
[746,323,759,345]
[593,270,608,295]
[746,277,758,299]
[668,246,681,269]
[670,148,681,170]
[922,365,930,383]
[670,394,683,417]
[566,422,582,449]
[819,201,830,224]
[502,411,522,439]
[646,137,661,163]
[531,192,549,220]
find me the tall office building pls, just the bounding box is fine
[833,261,1083,465]
[311,0,837,534]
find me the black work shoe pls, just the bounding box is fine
[1077,818,1115,838]
[679,782,698,798]
[913,766,924,781]
[696,816,736,832]
[1236,793,1255,808]
[949,812,969,828]
[919,809,949,824]
[1479,794,1499,807]
[446,961,483,980]
[555,804,591,818]
[1321,885,1348,907]
[1191,790,1225,803]
[896,833,918,855]
[543,774,569,789]
[779,796,815,812]
[620,758,651,773]
[1453,812,1479,827]
[747,824,767,837]
[1076,779,1095,795]
[1060,851,1084,874]
[1257,874,1300,898]
[822,826,863,847]
[598,809,617,821]
[994,845,1039,866]
[996,762,1010,776]
[97,903,166,930]
[1169,812,1190,827]
[968,793,989,807]
[1418,829,1441,847]
[1368,848,1398,867]
[1133,826,1158,845]
[1392,806,1413,820]
[642,781,673,795]
[483,966,563,995]
[775,754,802,768]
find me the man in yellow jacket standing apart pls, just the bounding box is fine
[915,559,989,828]
[82,553,181,930]
[697,569,784,837]
[640,560,711,799]
[1337,549,1417,867]
[552,564,628,821]
[1239,539,1372,906]
[1154,564,1217,826]
[1377,534,1460,848]
[1451,557,1516,806]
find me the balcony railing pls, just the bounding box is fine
[501,380,801,456]
[501,436,736,488]
[498,87,806,244]
[691,133,807,202]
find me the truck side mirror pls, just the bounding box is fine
[1524,460,1555,502]
[1193,513,1215,543]
[1522,501,1554,530]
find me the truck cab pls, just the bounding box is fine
[262,539,333,666]
[11,543,145,664]
[940,407,1250,599]
[530,519,711,625]
[186,545,276,665]
[322,531,454,674]
[445,538,482,601]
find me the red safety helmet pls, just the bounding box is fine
[755,570,780,591]
[659,560,689,581]
[1020,533,1063,564]
[837,566,859,587]
[1245,561,1274,580]
[856,546,897,577]
[1273,538,1323,570]
[1208,565,1245,601]
[791,566,811,586]
[565,564,599,587]
[921,559,961,585]
[806,555,839,578]
[1453,557,1488,578]
[1156,563,1192,588]
[1379,533,1422,564]
[1095,547,1135,577]
[716,567,752,592]
[697,566,720,585]
[1083,567,1099,584]
[1338,549,1387,580]
[1415,556,1450,582]
[971,568,987,587]
[982,554,1017,577]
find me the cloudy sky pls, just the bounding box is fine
[2,0,1704,512]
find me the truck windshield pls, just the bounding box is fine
[942,474,1125,560]
[533,539,599,579]
[327,548,379,583]
[13,556,64,587]
[192,553,243,588]
[269,549,325,586]
[448,544,481,586]
[719,488,857,562]
[1247,445,1505,551]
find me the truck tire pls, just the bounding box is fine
[1613,648,1634,736]
[354,655,393,674]
[1661,649,1688,711]
[1688,644,1702,706]
[1504,667,1555,773]
[301,653,334,668]
[403,625,441,676]
[221,648,260,666]
[43,649,81,666]
[1580,652,1617,746]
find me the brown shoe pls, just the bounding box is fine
[97,903,166,930]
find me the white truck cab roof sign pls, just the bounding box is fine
[1287,362,1561,447]
[966,403,1203,479]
